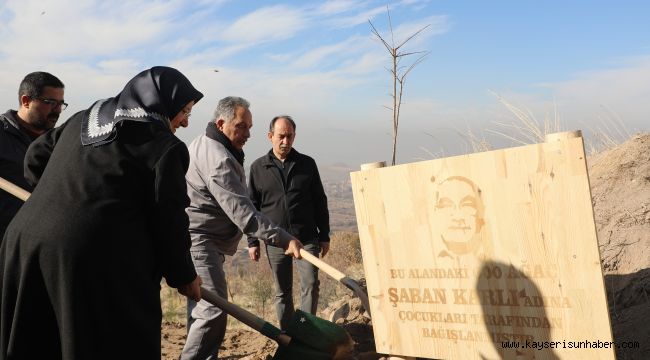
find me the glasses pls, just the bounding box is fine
[182,109,192,117]
[34,97,68,110]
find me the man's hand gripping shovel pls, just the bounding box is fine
[299,249,372,318]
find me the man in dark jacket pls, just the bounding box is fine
[0,71,65,238]
[247,115,330,330]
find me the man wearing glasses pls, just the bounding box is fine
[0,71,65,239]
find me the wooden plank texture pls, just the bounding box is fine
[350,135,614,359]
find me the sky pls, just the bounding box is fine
[1,0,648,179]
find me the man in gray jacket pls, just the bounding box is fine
[180,96,303,360]
[0,71,65,238]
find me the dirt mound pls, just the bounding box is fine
[322,294,376,357]
[590,133,650,275]
[589,133,650,359]
[162,323,276,360]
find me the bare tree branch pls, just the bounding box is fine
[369,6,429,165]
[400,52,429,81]
[387,5,395,47]
[396,24,431,49]
[368,20,392,52]
[397,50,428,58]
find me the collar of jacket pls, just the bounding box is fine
[1,110,34,143]
[205,121,245,165]
[262,148,299,166]
[1,110,20,129]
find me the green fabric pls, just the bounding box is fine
[260,322,282,340]
[284,309,352,352]
[270,310,352,359]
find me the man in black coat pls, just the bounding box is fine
[0,72,65,238]
[247,115,330,330]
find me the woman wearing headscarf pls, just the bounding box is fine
[0,66,203,359]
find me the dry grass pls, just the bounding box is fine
[487,90,562,146]
[317,231,365,309]
[583,105,633,155]
[160,283,187,324]
[479,91,629,154]
[417,126,492,161]
[418,92,632,160]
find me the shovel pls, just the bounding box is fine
[200,286,354,360]
[0,178,354,359]
[299,249,372,317]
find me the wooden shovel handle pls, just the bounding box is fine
[200,286,265,332]
[300,248,372,317]
[299,249,346,281]
[0,177,30,202]
[200,286,291,346]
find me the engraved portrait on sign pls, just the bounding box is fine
[432,176,492,266]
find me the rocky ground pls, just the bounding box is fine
[589,133,650,359]
[162,323,278,360]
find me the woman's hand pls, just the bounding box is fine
[177,275,202,302]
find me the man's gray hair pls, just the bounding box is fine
[214,96,250,122]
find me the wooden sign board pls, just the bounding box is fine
[350,134,614,359]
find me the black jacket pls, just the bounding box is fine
[247,148,330,247]
[0,110,35,237]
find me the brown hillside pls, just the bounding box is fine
[589,133,650,359]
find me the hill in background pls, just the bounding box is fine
[324,179,357,232]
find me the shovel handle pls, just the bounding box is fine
[0,177,30,202]
[299,249,346,281]
[199,286,290,346]
[200,286,266,332]
[300,249,372,317]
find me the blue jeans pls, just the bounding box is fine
[180,243,227,360]
[265,241,320,330]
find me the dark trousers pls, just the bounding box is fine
[265,241,320,330]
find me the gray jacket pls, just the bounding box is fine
[185,132,293,255]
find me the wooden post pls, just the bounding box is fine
[361,161,386,170]
[544,130,582,142]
